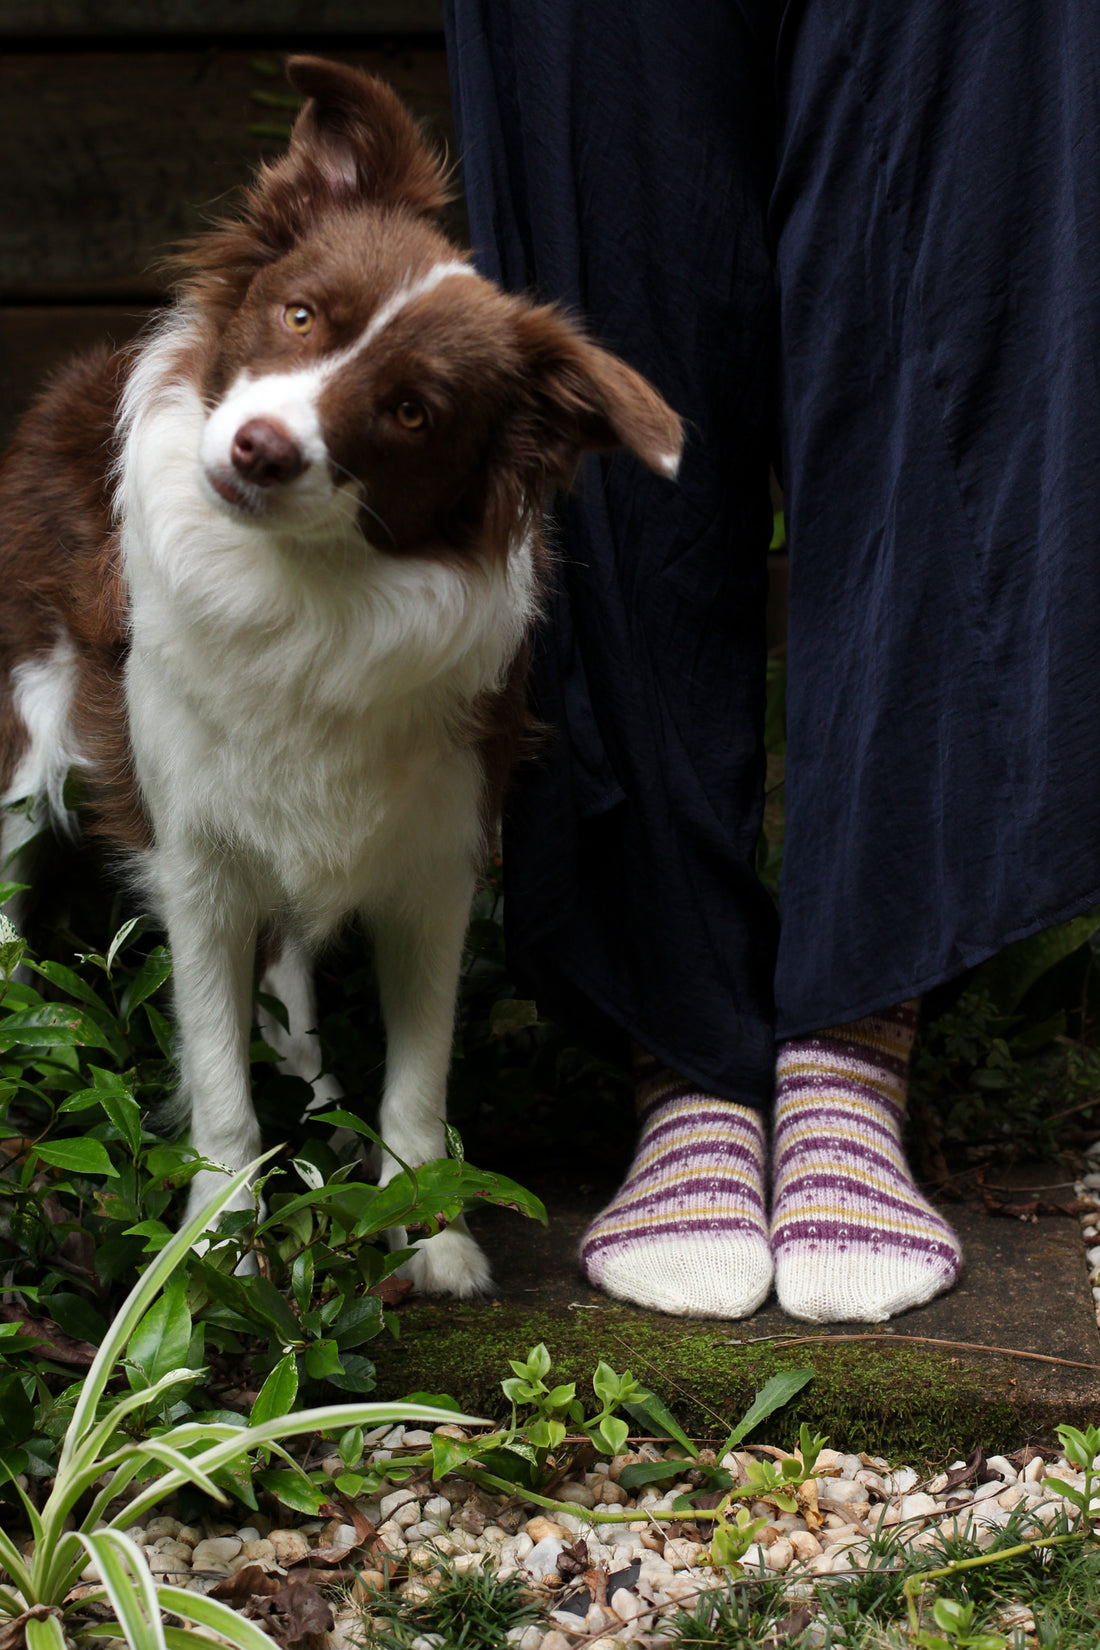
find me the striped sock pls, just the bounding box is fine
[770,1002,962,1322]
[579,1056,772,1318]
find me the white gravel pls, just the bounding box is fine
[64,1426,1095,1649]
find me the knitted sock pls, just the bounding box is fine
[770,1002,962,1322]
[580,1055,772,1318]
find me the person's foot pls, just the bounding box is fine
[580,1056,772,1317]
[770,1002,961,1322]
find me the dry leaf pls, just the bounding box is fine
[0,1305,98,1368]
[941,1446,986,1492]
[766,1604,818,1644]
[333,1493,379,1548]
[369,1275,414,1307]
[556,1539,589,1578]
[243,1581,335,1645]
[209,1564,283,1603]
[582,1564,609,1607]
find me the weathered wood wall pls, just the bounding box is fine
[0,3,453,441]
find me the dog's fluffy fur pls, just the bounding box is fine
[0,57,682,1294]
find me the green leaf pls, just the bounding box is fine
[720,1368,816,1455]
[592,1360,623,1406]
[25,1617,67,1650]
[119,946,172,1021]
[489,998,539,1037]
[43,1293,109,1346]
[27,959,112,1012]
[127,1270,193,1389]
[971,910,1100,1013]
[106,916,147,974]
[615,1458,692,1491]
[156,1584,287,1650]
[624,1387,698,1459]
[32,1137,119,1177]
[249,1353,299,1428]
[0,1006,84,1049]
[444,1121,465,1163]
[256,1467,328,1516]
[329,1294,383,1349]
[58,1156,275,1478]
[78,1528,166,1650]
[290,1249,315,1314]
[338,1425,363,1468]
[304,1338,344,1380]
[323,1354,377,1393]
[67,1085,141,1156]
[237,1273,301,1342]
[593,1415,629,1456]
[405,1391,462,1411]
[144,1000,175,1057]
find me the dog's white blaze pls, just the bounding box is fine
[199,260,479,510]
[339,259,478,366]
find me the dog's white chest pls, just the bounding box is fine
[117,407,530,921]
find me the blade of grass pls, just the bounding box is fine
[79,1530,166,1650]
[720,1369,816,1455]
[60,1157,269,1468]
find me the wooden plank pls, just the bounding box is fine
[0,304,155,445]
[1,1,444,36]
[0,47,462,301]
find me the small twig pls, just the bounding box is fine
[714,1331,1100,1372]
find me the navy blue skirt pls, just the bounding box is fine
[444,0,1100,1103]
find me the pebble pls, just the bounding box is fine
[524,1536,568,1579]
[267,1528,311,1565]
[379,1487,418,1520]
[663,1538,704,1569]
[191,1537,242,1568]
[555,1479,597,1508]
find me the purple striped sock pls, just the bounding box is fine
[580,1055,772,1318]
[770,1002,961,1322]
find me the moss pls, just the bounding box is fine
[370,1300,1090,1467]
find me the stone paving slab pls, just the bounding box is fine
[372,1168,1100,1462]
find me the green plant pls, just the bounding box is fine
[916,1596,1008,1650]
[0,1156,481,1649]
[0,907,546,1497]
[360,1549,546,1649]
[901,1425,1100,1645]
[910,908,1100,1160]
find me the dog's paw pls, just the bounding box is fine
[399,1223,493,1298]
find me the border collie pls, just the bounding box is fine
[0,57,682,1295]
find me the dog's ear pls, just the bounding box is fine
[175,59,450,304]
[281,56,451,217]
[512,306,684,488]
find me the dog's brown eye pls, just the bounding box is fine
[283,304,314,335]
[394,400,428,431]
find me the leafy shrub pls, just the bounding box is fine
[0,901,545,1508]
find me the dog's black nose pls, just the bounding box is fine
[230,418,307,486]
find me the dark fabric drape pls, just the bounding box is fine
[444,0,1100,1084]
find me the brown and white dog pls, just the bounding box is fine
[0,58,681,1294]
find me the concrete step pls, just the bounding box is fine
[371,1168,1100,1464]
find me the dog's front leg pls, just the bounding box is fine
[156,850,262,1234]
[370,870,492,1298]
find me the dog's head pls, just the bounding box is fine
[181,57,682,554]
